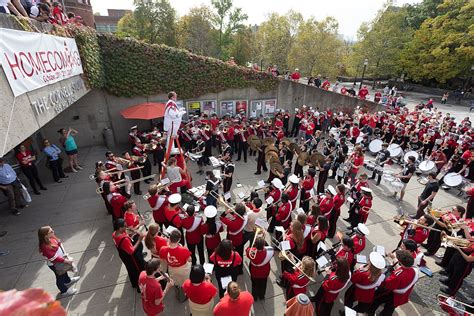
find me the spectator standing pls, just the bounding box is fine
[43,139,67,183]
[441,92,449,104]
[138,259,174,316]
[0,157,25,215]
[213,282,254,316]
[51,1,67,25]
[16,144,46,195]
[58,128,82,173]
[38,226,80,297]
[291,69,301,82]
[182,264,218,316]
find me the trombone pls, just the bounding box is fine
[89,166,144,180]
[209,191,245,220]
[142,182,173,200]
[96,174,156,194]
[393,216,442,233]
[271,237,316,283]
[248,226,266,260]
[437,294,474,315]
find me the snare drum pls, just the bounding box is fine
[365,160,376,171]
[356,135,364,144]
[444,172,463,187]
[391,180,404,193]
[419,160,436,173]
[336,163,349,177]
[404,151,419,163]
[369,139,383,154]
[388,144,402,158]
[329,127,340,139]
[383,172,396,183]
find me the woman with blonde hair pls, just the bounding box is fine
[38,226,79,297]
[281,256,316,299]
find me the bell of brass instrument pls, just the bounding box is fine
[132,155,147,164]
[204,124,211,131]
[430,208,449,219]
[441,233,470,248]
[248,227,265,260]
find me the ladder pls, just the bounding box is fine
[160,134,188,181]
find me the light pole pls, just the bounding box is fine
[359,58,368,90]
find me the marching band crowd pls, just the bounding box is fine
[37,92,474,315]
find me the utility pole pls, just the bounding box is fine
[359,58,368,90]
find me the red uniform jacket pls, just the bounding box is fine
[283,270,311,296]
[400,224,429,245]
[383,266,418,307]
[286,185,299,211]
[246,246,274,278]
[358,196,372,224]
[276,201,292,229]
[107,192,128,219]
[321,272,350,303]
[301,176,315,199]
[319,196,334,218]
[336,247,354,266]
[265,188,281,216]
[221,214,247,246]
[164,206,183,228]
[202,222,223,250]
[147,194,168,224]
[352,234,366,255]
[182,215,203,245]
[333,193,345,217]
[351,267,383,303]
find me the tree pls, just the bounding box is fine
[226,27,256,65]
[405,0,443,29]
[402,0,474,83]
[176,6,217,56]
[116,0,176,46]
[254,10,303,71]
[347,3,413,79]
[211,0,248,59]
[287,17,344,78]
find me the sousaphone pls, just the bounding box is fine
[310,152,325,167]
[265,144,278,155]
[281,138,291,147]
[297,152,309,166]
[270,159,284,175]
[265,150,279,162]
[261,137,275,147]
[289,142,302,155]
[248,135,261,152]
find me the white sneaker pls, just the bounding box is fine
[71,168,78,173]
[76,166,83,170]
[60,287,77,297]
[65,276,80,287]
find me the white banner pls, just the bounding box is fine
[0,28,84,97]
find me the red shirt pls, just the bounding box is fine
[107,192,128,219]
[112,231,135,255]
[302,176,315,199]
[124,211,140,229]
[321,272,349,303]
[351,268,380,303]
[246,247,273,278]
[333,193,345,216]
[182,280,217,305]
[159,245,191,267]
[291,72,301,80]
[336,247,354,266]
[286,185,299,210]
[39,236,65,264]
[151,235,168,258]
[282,270,311,296]
[213,291,254,316]
[139,271,164,315]
[383,266,418,307]
[148,194,168,224]
[319,196,334,218]
[182,215,203,245]
[210,251,242,268]
[352,234,366,255]
[351,154,364,174]
[16,151,34,167]
[164,206,183,228]
[276,201,292,228]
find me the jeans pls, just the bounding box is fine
[0,179,24,210]
[49,265,71,293]
[49,159,65,182]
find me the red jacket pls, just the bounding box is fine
[383,266,418,307]
[182,215,203,245]
[333,193,345,217]
[283,270,311,296]
[107,192,128,219]
[335,247,354,266]
[276,201,292,229]
[352,234,366,255]
[319,196,334,218]
[301,176,315,199]
[202,222,223,250]
[351,267,382,303]
[164,206,183,228]
[358,196,372,224]
[246,246,274,278]
[321,272,350,303]
[286,185,299,210]
[221,214,246,246]
[147,194,168,224]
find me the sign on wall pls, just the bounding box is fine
[250,99,277,118]
[187,101,201,116]
[202,100,216,116]
[220,101,235,117]
[0,28,84,97]
[235,100,248,115]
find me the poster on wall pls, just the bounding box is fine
[264,99,277,116]
[187,101,201,116]
[220,101,235,117]
[202,100,217,116]
[235,100,248,115]
[250,100,263,118]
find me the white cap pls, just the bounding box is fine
[271,178,284,189]
[130,125,138,130]
[326,185,337,196]
[289,174,299,184]
[168,193,181,204]
[361,187,372,193]
[356,223,370,236]
[369,252,386,269]
[204,205,217,218]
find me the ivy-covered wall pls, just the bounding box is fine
[96,34,279,99]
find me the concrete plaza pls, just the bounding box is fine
[0,98,473,315]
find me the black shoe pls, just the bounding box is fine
[439,277,450,286]
[62,175,69,178]
[244,160,247,163]
[420,243,428,248]
[0,231,7,237]
[136,191,142,195]
[342,218,350,222]
[56,180,63,183]
[40,187,47,190]
[263,168,268,172]
[439,270,449,276]
[34,191,41,195]
[144,180,152,184]
[424,251,434,256]
[11,209,20,216]
[435,260,446,268]
[276,278,284,287]
[254,172,261,175]
[440,287,452,295]
[236,159,241,161]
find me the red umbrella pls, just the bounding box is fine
[120,102,166,120]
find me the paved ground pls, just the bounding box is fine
[0,95,473,315]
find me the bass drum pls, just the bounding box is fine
[369,139,383,155]
[388,144,402,158]
[444,172,463,187]
[418,160,436,173]
[404,151,419,163]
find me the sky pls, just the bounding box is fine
[91,0,422,40]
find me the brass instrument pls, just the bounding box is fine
[115,157,134,165]
[272,237,316,282]
[142,182,172,200]
[441,233,470,248]
[89,167,117,180]
[96,174,156,194]
[437,294,474,315]
[144,143,157,151]
[297,152,309,166]
[265,150,279,163]
[209,191,245,220]
[394,216,442,232]
[310,152,325,167]
[261,137,275,147]
[430,208,449,219]
[132,155,147,164]
[248,227,265,260]
[203,124,211,131]
[106,166,143,176]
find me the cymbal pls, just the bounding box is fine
[265,150,279,162]
[270,160,284,174]
[265,144,278,155]
[262,137,275,146]
[281,138,291,147]
[310,152,325,166]
[297,152,309,166]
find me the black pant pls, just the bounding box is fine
[311,286,334,316]
[368,289,395,316]
[49,159,65,182]
[141,159,152,178]
[425,225,443,255]
[48,266,71,293]
[256,150,267,173]
[317,170,329,194]
[21,165,44,192]
[237,141,248,162]
[327,209,338,238]
[188,239,205,266]
[130,168,141,194]
[445,250,473,295]
[294,163,303,178]
[290,122,300,137]
[235,243,244,274]
[251,277,267,299]
[344,284,371,313]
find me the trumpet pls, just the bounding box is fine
[429,208,449,219]
[437,294,474,315]
[204,124,211,131]
[142,182,172,200]
[441,233,471,248]
[394,216,442,233]
[89,167,117,180]
[115,157,133,165]
[96,174,156,194]
[272,238,316,282]
[209,191,245,220]
[248,227,266,260]
[144,143,158,151]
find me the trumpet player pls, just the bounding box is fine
[396,214,434,248]
[279,255,316,300]
[424,205,466,257]
[438,238,473,296]
[123,151,142,195]
[300,168,316,213]
[220,203,248,275]
[133,139,152,183]
[146,184,169,231]
[245,235,274,301]
[103,181,128,229]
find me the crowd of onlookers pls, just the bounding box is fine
[0,0,84,25]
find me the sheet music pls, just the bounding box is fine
[357,254,367,264]
[204,263,214,274]
[238,192,246,199]
[266,196,274,204]
[316,255,329,268]
[220,276,232,289]
[280,240,291,251]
